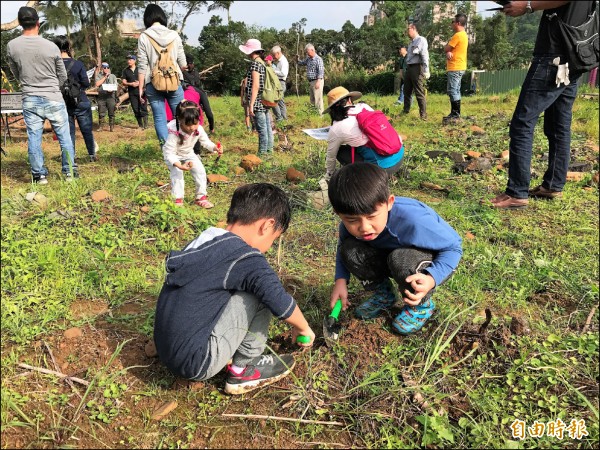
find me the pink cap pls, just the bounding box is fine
[265,55,273,61]
[239,39,263,55]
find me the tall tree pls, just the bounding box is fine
[1,0,40,31]
[208,1,234,26]
[175,1,208,35]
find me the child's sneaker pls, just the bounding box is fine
[174,198,184,207]
[224,354,295,395]
[195,195,214,209]
[354,279,396,319]
[392,298,436,335]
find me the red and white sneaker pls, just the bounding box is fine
[174,198,184,207]
[195,195,214,209]
[224,354,295,395]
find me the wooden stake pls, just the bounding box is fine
[582,305,598,333]
[18,363,90,386]
[222,413,344,426]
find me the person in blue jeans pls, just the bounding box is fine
[327,163,462,335]
[239,38,273,155]
[489,0,592,209]
[54,35,98,162]
[136,4,187,147]
[6,6,77,183]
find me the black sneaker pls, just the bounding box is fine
[224,354,295,395]
[33,175,48,185]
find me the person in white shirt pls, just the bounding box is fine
[163,101,223,208]
[322,86,405,186]
[271,46,289,121]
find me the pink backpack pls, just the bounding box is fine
[165,86,204,125]
[351,109,401,156]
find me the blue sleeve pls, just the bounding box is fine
[77,61,90,88]
[388,202,462,286]
[334,223,352,281]
[225,252,297,319]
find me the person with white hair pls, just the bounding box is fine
[297,43,325,115]
[271,45,289,121]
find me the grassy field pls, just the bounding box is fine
[1,88,598,449]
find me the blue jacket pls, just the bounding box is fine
[335,197,462,286]
[154,227,296,379]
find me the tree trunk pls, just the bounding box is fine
[90,0,102,67]
[1,0,40,31]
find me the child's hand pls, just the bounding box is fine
[175,161,192,171]
[292,326,315,348]
[402,273,436,306]
[331,279,349,310]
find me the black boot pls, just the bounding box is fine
[454,100,461,117]
[136,116,143,128]
[109,117,115,132]
[443,100,455,120]
[142,116,148,129]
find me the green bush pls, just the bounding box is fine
[365,72,395,95]
[324,68,369,93]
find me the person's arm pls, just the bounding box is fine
[162,131,182,167]
[195,125,217,152]
[95,71,108,88]
[137,36,148,97]
[175,36,187,71]
[297,56,308,66]
[315,56,325,89]
[6,46,20,81]
[325,129,343,178]
[55,54,68,87]
[285,305,315,347]
[249,68,260,116]
[504,0,570,16]
[198,89,215,131]
[421,38,430,74]
[445,34,460,59]
[332,224,352,309]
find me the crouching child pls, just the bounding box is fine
[154,183,315,394]
[328,163,462,335]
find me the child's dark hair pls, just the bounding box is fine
[175,100,200,145]
[227,183,291,232]
[53,35,73,57]
[328,163,390,215]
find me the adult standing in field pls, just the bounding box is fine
[54,35,99,162]
[489,0,596,209]
[137,3,187,147]
[239,38,273,155]
[95,62,118,132]
[403,23,430,121]
[297,44,325,115]
[122,54,148,130]
[6,6,77,183]
[443,13,469,122]
[394,45,408,105]
[271,46,289,121]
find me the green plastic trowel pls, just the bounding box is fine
[323,299,343,347]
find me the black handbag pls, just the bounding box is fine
[552,2,599,73]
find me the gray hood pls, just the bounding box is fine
[143,24,180,47]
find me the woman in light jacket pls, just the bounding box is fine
[137,4,187,146]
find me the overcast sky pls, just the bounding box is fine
[1,1,499,43]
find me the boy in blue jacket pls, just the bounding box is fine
[328,163,462,335]
[154,183,315,395]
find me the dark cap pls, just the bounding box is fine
[126,54,136,60]
[18,6,39,27]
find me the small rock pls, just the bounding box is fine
[509,316,530,336]
[306,190,330,210]
[64,327,82,339]
[140,205,150,213]
[448,152,465,163]
[500,150,510,161]
[592,172,599,185]
[286,167,306,182]
[144,340,158,358]
[25,192,48,210]
[466,151,481,159]
[234,167,246,176]
[156,180,168,187]
[566,171,585,182]
[425,150,448,160]
[91,190,111,202]
[207,174,230,183]
[470,125,485,135]
[462,157,492,172]
[568,162,593,172]
[465,232,475,240]
[151,401,178,421]
[240,154,262,172]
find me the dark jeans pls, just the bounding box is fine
[403,64,427,118]
[506,55,581,199]
[340,239,436,303]
[129,92,148,120]
[68,101,96,156]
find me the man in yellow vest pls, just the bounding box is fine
[443,13,468,122]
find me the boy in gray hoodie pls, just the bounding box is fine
[154,183,315,395]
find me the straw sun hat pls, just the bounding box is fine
[323,86,362,114]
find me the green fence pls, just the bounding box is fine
[475,68,593,94]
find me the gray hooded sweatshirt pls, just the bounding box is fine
[137,23,187,87]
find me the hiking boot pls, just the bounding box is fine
[392,298,436,335]
[354,279,396,319]
[488,193,528,209]
[529,185,563,199]
[33,175,48,185]
[224,354,295,395]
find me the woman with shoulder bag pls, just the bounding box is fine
[137,4,187,147]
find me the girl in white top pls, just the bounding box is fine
[163,100,223,208]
